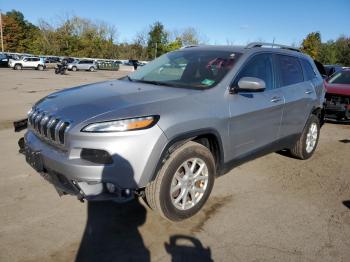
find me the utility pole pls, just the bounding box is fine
[154,42,157,60]
[0,10,4,53]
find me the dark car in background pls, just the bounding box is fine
[44,57,61,69]
[324,64,343,77]
[0,53,17,67]
[0,53,8,67]
[324,69,350,122]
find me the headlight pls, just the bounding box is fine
[81,116,159,132]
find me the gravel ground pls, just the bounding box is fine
[0,68,349,262]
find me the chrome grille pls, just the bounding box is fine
[28,108,70,146]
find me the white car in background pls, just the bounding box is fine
[8,57,45,70]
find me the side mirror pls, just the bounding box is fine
[232,77,266,93]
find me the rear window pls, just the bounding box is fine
[301,59,316,80]
[276,55,304,86]
[328,71,350,84]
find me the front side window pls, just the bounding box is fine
[328,71,350,84]
[234,53,274,90]
[276,55,304,86]
[129,50,241,89]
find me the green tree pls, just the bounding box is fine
[147,22,168,59]
[2,10,40,53]
[301,32,322,59]
[165,37,182,52]
[318,41,337,65]
[334,36,350,66]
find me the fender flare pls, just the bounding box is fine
[150,128,225,182]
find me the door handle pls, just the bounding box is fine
[270,96,282,103]
[305,89,313,94]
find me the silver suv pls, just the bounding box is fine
[21,43,325,221]
[67,59,97,72]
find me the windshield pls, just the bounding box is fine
[129,50,241,89]
[328,71,350,85]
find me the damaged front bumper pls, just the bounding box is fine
[15,120,167,203]
[324,102,350,122]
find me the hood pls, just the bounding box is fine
[34,79,196,124]
[325,82,350,96]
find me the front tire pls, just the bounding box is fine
[72,66,77,71]
[145,141,215,221]
[14,64,22,70]
[37,65,44,71]
[89,66,95,72]
[290,114,320,160]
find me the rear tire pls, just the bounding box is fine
[37,65,44,71]
[290,114,320,160]
[89,66,95,72]
[145,141,215,221]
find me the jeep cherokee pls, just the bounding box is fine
[19,42,325,221]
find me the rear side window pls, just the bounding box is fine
[276,55,304,86]
[235,53,274,90]
[301,59,316,80]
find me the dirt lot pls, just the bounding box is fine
[0,68,349,262]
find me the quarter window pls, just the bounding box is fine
[276,55,304,86]
[301,59,316,80]
[235,53,273,90]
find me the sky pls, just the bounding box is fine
[1,0,349,46]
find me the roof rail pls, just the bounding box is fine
[245,42,300,52]
[180,45,199,49]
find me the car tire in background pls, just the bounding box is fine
[89,67,95,72]
[37,65,44,71]
[72,66,77,72]
[145,141,215,221]
[290,114,320,160]
[14,64,22,70]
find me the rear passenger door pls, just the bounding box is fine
[78,60,87,70]
[275,54,314,138]
[228,53,285,159]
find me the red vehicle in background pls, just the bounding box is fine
[324,69,350,122]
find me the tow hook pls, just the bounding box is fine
[13,118,28,132]
[77,195,85,203]
[18,137,25,154]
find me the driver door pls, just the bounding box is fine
[227,53,284,160]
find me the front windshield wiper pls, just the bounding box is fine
[131,79,180,88]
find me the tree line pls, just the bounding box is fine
[2,10,350,65]
[301,32,350,66]
[1,10,205,60]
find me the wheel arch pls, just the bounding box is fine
[311,106,325,127]
[150,129,225,183]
